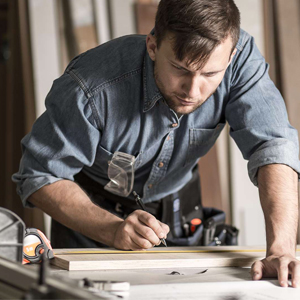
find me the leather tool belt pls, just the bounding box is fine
[74,167,238,247]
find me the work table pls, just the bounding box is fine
[48,246,300,299]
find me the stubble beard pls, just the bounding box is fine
[154,66,216,116]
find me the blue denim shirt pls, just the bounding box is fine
[13,29,300,207]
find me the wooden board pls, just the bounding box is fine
[51,246,300,271]
[274,0,300,244]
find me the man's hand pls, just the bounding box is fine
[251,254,300,288]
[256,164,299,288]
[112,210,169,250]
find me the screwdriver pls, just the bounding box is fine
[133,191,167,247]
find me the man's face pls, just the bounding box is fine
[146,34,236,116]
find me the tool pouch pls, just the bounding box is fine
[161,166,239,246]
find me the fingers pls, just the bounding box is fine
[130,232,155,250]
[289,261,300,288]
[159,220,170,236]
[134,223,161,246]
[113,219,154,250]
[251,260,263,280]
[137,210,168,239]
[113,210,169,251]
[276,257,300,288]
[252,255,300,288]
[277,259,289,287]
[125,212,158,247]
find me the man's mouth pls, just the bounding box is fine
[175,95,195,106]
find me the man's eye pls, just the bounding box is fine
[173,65,184,71]
[204,72,217,77]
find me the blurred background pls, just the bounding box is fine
[0,0,300,246]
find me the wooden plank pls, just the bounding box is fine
[274,0,300,244]
[199,146,223,215]
[262,0,278,86]
[275,0,300,130]
[274,0,300,135]
[0,0,8,211]
[51,246,300,271]
[137,0,158,4]
[70,0,98,53]
[135,3,157,35]
[74,25,98,53]
[18,0,36,133]
[54,246,269,255]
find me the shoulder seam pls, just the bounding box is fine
[66,69,93,98]
[64,72,101,130]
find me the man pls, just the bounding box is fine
[13,0,300,288]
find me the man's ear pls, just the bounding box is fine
[146,34,157,61]
[228,48,237,65]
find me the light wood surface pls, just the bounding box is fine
[51,246,300,271]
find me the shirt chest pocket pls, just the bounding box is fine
[184,123,226,166]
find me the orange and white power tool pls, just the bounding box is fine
[23,228,54,264]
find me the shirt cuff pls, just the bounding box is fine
[248,138,300,186]
[15,176,65,208]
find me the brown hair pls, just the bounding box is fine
[155,0,240,68]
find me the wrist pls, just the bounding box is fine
[267,243,296,257]
[103,218,123,247]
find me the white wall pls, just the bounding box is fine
[94,0,111,44]
[230,0,266,246]
[110,0,136,38]
[28,0,61,118]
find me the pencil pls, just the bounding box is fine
[133,191,167,247]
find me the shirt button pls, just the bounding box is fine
[171,123,178,128]
[158,162,164,168]
[148,184,153,189]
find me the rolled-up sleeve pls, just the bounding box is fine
[12,73,101,207]
[226,35,300,186]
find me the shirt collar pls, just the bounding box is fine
[142,44,163,112]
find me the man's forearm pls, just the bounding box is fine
[258,164,298,256]
[28,180,123,246]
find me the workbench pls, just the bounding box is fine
[50,265,300,299]
[49,246,300,300]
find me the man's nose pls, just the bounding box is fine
[182,75,201,99]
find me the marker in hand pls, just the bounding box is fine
[133,191,167,247]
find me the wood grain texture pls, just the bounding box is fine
[52,246,300,271]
